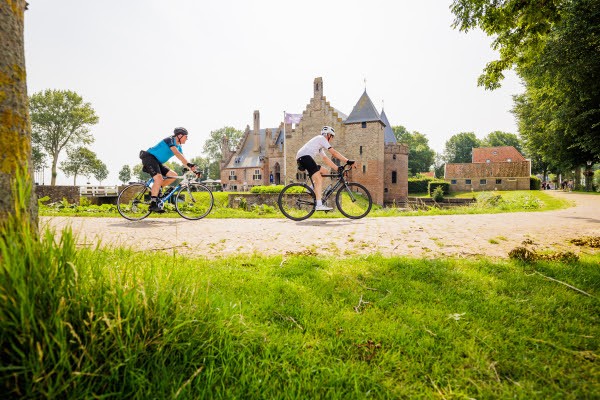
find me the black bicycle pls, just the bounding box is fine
[277,161,372,221]
[117,169,214,221]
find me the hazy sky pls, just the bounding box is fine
[25,0,523,185]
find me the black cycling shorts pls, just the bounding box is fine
[297,155,321,177]
[140,151,170,177]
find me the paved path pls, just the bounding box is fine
[41,191,600,259]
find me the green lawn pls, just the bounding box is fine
[2,218,598,398]
[39,190,573,219]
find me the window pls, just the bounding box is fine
[296,172,306,180]
[465,179,472,185]
[392,171,397,184]
[363,165,366,173]
[451,179,457,184]
[384,187,388,193]
[486,159,490,163]
[507,158,512,162]
[496,179,502,184]
[493,151,498,155]
[360,146,363,155]
[393,154,396,160]
[229,171,237,181]
[361,122,367,128]
[253,169,262,181]
[480,179,487,185]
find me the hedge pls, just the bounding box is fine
[408,177,434,193]
[250,185,285,194]
[428,180,450,195]
[530,175,541,190]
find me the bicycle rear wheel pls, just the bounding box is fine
[278,183,316,221]
[175,183,214,220]
[335,182,372,219]
[117,183,151,221]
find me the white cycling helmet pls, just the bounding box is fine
[321,126,335,136]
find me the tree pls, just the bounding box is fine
[32,145,47,173]
[393,126,435,176]
[118,165,131,184]
[59,147,98,185]
[481,131,523,153]
[443,132,481,163]
[30,89,99,185]
[451,0,565,90]
[203,126,243,163]
[132,164,150,181]
[0,0,37,226]
[91,160,108,184]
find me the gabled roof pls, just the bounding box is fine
[472,146,526,163]
[380,109,397,144]
[225,128,281,169]
[344,90,383,125]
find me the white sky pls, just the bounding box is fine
[24,0,523,185]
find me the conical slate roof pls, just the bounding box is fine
[380,109,397,144]
[344,90,383,125]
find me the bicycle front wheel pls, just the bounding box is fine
[336,182,372,219]
[175,183,214,220]
[278,183,316,221]
[117,183,151,221]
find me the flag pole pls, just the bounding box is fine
[283,111,287,183]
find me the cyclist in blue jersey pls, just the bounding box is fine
[140,127,198,212]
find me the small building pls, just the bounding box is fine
[444,146,531,192]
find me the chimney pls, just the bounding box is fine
[314,77,323,99]
[253,110,260,152]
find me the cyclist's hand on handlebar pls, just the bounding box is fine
[338,165,345,174]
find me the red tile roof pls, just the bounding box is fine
[472,146,526,163]
[445,161,531,178]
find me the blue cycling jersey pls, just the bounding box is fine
[146,137,182,163]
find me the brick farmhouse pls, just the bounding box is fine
[444,146,531,192]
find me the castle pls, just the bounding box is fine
[220,77,408,205]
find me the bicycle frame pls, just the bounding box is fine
[144,171,197,206]
[309,165,356,203]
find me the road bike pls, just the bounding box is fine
[277,161,372,221]
[117,169,214,221]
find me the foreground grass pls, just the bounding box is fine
[39,190,573,219]
[1,222,598,398]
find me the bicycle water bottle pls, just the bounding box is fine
[323,184,333,198]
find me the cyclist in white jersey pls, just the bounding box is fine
[296,126,352,211]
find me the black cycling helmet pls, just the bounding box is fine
[174,127,188,136]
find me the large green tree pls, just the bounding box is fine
[203,126,243,163]
[481,131,523,153]
[393,126,435,176]
[30,89,99,185]
[0,0,36,226]
[451,0,565,90]
[443,132,481,163]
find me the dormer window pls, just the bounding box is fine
[507,158,512,162]
[486,159,490,163]
[493,151,498,155]
[361,122,367,128]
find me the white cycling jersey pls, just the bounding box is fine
[296,135,331,159]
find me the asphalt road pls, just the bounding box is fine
[41,191,600,259]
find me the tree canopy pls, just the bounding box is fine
[30,89,99,185]
[443,132,481,163]
[118,165,131,184]
[59,147,106,185]
[203,126,243,162]
[481,131,523,153]
[393,126,435,176]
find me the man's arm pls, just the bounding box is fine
[328,147,348,164]
[170,146,197,171]
[321,151,340,170]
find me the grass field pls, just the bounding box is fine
[1,217,598,398]
[39,190,573,219]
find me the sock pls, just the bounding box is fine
[316,200,322,206]
[150,196,158,202]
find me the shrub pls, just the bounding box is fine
[427,180,449,196]
[408,177,433,193]
[250,185,285,194]
[530,175,541,190]
[432,186,444,202]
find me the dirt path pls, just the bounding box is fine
[41,191,600,259]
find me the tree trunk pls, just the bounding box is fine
[0,0,37,227]
[51,154,59,186]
